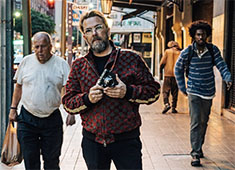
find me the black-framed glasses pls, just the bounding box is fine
[84,24,104,35]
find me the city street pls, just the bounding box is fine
[0,1,235,170]
[1,93,235,170]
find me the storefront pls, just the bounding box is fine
[112,0,234,121]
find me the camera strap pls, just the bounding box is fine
[108,47,121,71]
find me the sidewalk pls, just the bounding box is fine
[1,95,235,170]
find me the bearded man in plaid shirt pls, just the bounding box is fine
[62,10,161,170]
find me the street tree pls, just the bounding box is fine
[14,9,55,35]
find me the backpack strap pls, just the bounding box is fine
[188,44,194,65]
[205,43,215,65]
[185,44,194,77]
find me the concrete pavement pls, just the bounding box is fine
[1,94,235,170]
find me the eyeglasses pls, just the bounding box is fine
[84,24,104,35]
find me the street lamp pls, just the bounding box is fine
[13,10,22,40]
[47,0,55,9]
[101,0,113,15]
[14,11,21,18]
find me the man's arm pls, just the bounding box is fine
[213,45,232,84]
[61,86,76,126]
[9,83,22,121]
[159,50,167,72]
[160,50,167,66]
[62,60,104,115]
[174,51,187,95]
[123,54,161,105]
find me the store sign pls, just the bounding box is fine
[112,20,142,27]
[110,7,155,33]
[133,33,141,43]
[142,33,152,43]
[72,4,89,26]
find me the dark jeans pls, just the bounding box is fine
[163,76,179,108]
[188,94,212,157]
[82,136,142,170]
[17,106,63,170]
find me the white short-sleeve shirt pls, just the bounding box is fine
[14,54,70,118]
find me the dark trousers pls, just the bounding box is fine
[188,94,212,157]
[162,76,179,108]
[17,106,63,170]
[82,136,142,170]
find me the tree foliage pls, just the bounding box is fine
[14,9,55,35]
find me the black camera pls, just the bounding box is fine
[98,69,118,88]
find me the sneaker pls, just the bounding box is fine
[191,155,201,166]
[172,108,178,113]
[162,104,171,114]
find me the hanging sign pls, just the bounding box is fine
[72,4,89,26]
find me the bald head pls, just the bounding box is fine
[33,32,53,64]
[33,32,52,45]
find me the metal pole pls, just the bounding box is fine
[152,25,156,76]
[67,2,73,66]
[6,0,14,113]
[61,0,66,60]
[22,0,32,56]
[0,0,13,150]
[77,28,79,46]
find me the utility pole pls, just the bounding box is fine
[0,0,13,150]
[61,0,66,59]
[22,0,32,55]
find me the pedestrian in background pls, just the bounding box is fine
[160,41,180,114]
[9,32,70,170]
[174,20,232,167]
[62,10,161,170]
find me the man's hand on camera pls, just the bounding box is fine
[88,85,104,103]
[103,74,126,99]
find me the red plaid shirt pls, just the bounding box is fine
[62,45,160,144]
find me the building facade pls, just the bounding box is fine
[111,0,234,121]
[154,0,235,120]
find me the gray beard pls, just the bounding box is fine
[91,40,108,53]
